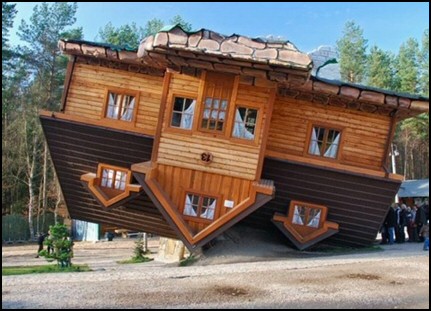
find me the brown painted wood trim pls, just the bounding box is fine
[60,55,76,112]
[100,87,140,125]
[80,180,142,211]
[303,121,345,162]
[39,110,155,137]
[382,113,398,177]
[224,75,240,139]
[133,172,194,250]
[272,219,338,250]
[152,71,172,162]
[255,87,276,180]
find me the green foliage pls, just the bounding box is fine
[367,46,395,90]
[117,257,153,264]
[395,38,420,93]
[39,224,73,268]
[143,18,164,37]
[2,2,17,67]
[98,22,145,49]
[179,255,197,266]
[420,29,429,96]
[2,264,90,275]
[117,234,153,264]
[170,15,192,32]
[336,20,368,83]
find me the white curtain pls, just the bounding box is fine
[120,96,135,121]
[323,133,340,158]
[307,210,321,228]
[201,199,216,220]
[180,100,195,129]
[308,128,321,156]
[232,109,254,140]
[107,93,120,119]
[292,206,304,225]
[183,195,197,217]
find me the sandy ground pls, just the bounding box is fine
[2,232,429,309]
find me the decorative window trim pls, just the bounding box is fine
[288,200,328,230]
[181,190,220,224]
[197,72,235,135]
[80,163,141,208]
[102,88,139,124]
[166,92,197,133]
[304,123,344,161]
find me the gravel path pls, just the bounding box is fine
[2,238,429,309]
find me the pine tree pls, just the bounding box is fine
[336,21,368,83]
[170,15,192,31]
[98,22,145,49]
[143,18,164,37]
[395,38,419,94]
[367,46,394,89]
[420,29,429,96]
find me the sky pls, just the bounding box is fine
[9,2,429,53]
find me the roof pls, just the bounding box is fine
[397,179,429,198]
[58,25,429,118]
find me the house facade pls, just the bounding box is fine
[40,26,429,250]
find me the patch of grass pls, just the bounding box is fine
[179,255,197,267]
[2,264,91,276]
[117,257,154,264]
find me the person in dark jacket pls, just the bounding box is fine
[35,232,48,258]
[385,203,398,245]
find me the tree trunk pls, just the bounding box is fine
[42,142,48,229]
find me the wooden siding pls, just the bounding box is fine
[266,95,391,171]
[64,62,164,135]
[243,157,401,247]
[157,73,273,180]
[40,115,177,238]
[156,164,252,233]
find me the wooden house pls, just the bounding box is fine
[40,26,429,250]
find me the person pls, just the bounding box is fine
[419,220,429,251]
[35,232,48,258]
[385,203,398,245]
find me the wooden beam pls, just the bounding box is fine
[382,112,398,177]
[60,55,76,112]
[151,71,171,162]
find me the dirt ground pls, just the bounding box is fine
[2,234,429,309]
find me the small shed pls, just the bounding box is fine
[398,179,429,207]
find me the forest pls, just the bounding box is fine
[2,3,429,239]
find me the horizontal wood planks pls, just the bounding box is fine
[40,115,177,238]
[244,157,401,247]
[156,164,251,233]
[266,96,391,171]
[157,73,272,180]
[64,63,164,135]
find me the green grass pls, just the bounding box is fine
[117,257,154,264]
[179,255,197,267]
[2,264,91,276]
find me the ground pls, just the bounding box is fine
[2,230,429,309]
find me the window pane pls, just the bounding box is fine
[232,107,256,140]
[292,205,306,225]
[171,112,182,127]
[173,97,184,112]
[106,93,120,119]
[323,129,340,158]
[120,95,135,121]
[184,194,197,217]
[307,209,321,228]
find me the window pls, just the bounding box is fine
[308,125,341,159]
[183,193,217,221]
[105,90,137,122]
[292,204,322,228]
[171,96,196,130]
[100,167,127,191]
[232,107,258,140]
[199,72,234,133]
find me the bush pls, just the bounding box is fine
[39,224,73,268]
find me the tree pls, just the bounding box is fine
[367,46,394,89]
[395,38,420,94]
[170,15,192,32]
[9,2,82,239]
[2,2,17,70]
[336,21,368,83]
[39,223,73,268]
[143,18,164,37]
[98,22,145,49]
[420,29,429,96]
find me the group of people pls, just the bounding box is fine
[381,201,429,251]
